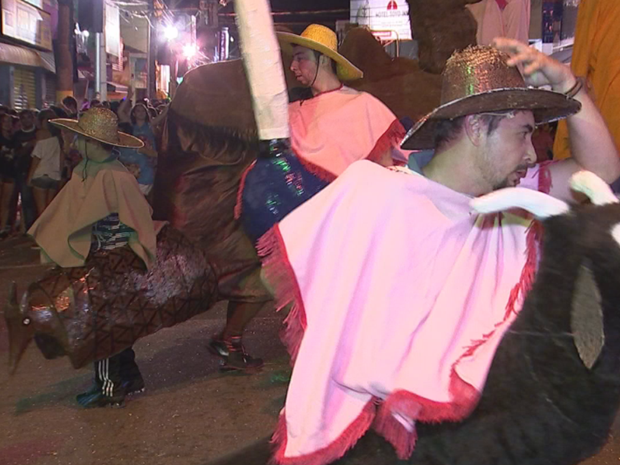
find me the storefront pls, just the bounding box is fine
[0,41,56,109]
[0,0,57,109]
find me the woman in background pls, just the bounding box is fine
[0,114,17,237]
[118,91,157,195]
[27,109,63,218]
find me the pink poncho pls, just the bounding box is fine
[259,160,550,465]
[288,86,406,180]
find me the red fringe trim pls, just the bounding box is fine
[537,160,557,194]
[295,156,338,183]
[261,202,542,465]
[372,214,542,461]
[451,216,541,381]
[294,118,406,183]
[234,161,256,220]
[366,119,406,165]
[257,225,307,363]
[271,401,376,465]
[373,394,419,459]
[373,370,479,459]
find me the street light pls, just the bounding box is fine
[164,25,179,40]
[183,44,197,59]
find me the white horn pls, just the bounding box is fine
[471,188,570,219]
[234,0,289,141]
[569,170,618,205]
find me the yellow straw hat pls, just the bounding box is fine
[50,107,144,149]
[278,24,363,82]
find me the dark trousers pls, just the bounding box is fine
[10,172,36,230]
[94,347,141,396]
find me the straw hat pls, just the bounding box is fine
[278,24,363,82]
[50,107,144,149]
[401,46,581,150]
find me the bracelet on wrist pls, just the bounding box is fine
[564,77,585,98]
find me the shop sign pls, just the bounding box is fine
[350,0,412,40]
[1,0,53,50]
[105,0,120,57]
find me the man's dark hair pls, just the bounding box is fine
[39,108,61,138]
[434,116,466,150]
[62,95,78,110]
[433,112,514,150]
[18,109,34,118]
[314,51,337,74]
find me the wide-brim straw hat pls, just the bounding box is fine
[277,24,363,82]
[401,45,581,150]
[50,107,144,149]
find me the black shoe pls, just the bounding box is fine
[76,383,101,404]
[208,335,264,372]
[76,386,125,408]
[122,376,146,396]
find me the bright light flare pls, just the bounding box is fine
[183,44,197,59]
[83,30,90,38]
[164,25,178,40]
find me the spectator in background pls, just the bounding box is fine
[50,105,68,120]
[466,0,530,46]
[0,114,17,237]
[27,109,63,218]
[109,100,121,115]
[61,96,78,119]
[117,90,158,195]
[12,109,38,231]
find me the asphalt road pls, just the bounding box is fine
[0,234,619,465]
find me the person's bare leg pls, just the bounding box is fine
[32,186,48,218]
[44,187,57,210]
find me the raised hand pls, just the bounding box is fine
[491,37,576,93]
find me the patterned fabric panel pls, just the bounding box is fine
[91,213,135,251]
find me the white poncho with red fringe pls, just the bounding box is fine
[258,160,551,465]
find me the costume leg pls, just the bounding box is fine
[77,352,126,408]
[118,347,146,395]
[223,300,263,338]
[209,301,265,372]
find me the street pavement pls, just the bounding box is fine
[0,234,619,465]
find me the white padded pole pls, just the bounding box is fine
[570,171,618,206]
[234,0,290,140]
[471,187,570,219]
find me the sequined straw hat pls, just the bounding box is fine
[401,45,581,150]
[277,24,363,81]
[50,107,144,149]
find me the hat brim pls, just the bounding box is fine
[401,88,582,150]
[277,32,363,82]
[50,118,145,149]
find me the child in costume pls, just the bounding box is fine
[28,107,157,407]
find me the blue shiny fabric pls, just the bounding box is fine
[240,151,329,242]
